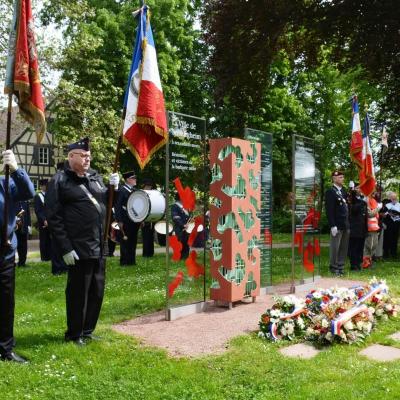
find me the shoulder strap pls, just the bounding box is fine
[79,184,102,215]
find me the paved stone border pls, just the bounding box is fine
[279,343,321,359]
[359,344,400,362]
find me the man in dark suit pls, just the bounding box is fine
[34,179,51,261]
[171,193,190,260]
[115,171,140,266]
[325,170,350,276]
[34,179,67,275]
[15,200,31,267]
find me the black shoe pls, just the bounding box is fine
[83,334,101,341]
[65,337,86,346]
[0,352,28,363]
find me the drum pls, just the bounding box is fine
[154,221,172,247]
[154,221,173,235]
[185,222,204,234]
[127,189,166,223]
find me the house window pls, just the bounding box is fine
[38,147,49,165]
[32,179,39,191]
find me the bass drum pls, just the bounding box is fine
[126,189,166,223]
[154,220,173,246]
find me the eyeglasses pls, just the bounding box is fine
[71,152,92,160]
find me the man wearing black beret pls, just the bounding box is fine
[45,137,120,345]
[325,170,350,276]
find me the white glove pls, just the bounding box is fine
[349,180,355,189]
[63,250,80,266]
[331,226,338,237]
[2,150,18,172]
[28,226,32,235]
[377,202,383,211]
[109,173,120,189]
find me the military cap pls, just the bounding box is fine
[331,170,344,177]
[122,170,137,180]
[39,178,49,186]
[142,177,155,188]
[67,137,90,152]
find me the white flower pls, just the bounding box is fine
[297,317,305,329]
[368,306,375,315]
[270,309,281,318]
[280,326,288,337]
[363,322,372,333]
[306,327,315,335]
[325,332,333,342]
[376,308,383,316]
[356,321,364,330]
[340,331,348,341]
[385,304,393,311]
[321,319,329,328]
[285,323,294,335]
[344,321,354,330]
[258,331,266,338]
[313,291,322,299]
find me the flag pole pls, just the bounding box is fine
[103,0,144,246]
[103,111,125,247]
[1,94,13,256]
[379,124,385,196]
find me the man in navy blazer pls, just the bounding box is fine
[325,170,350,276]
[0,150,35,363]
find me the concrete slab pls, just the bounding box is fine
[359,344,400,362]
[279,343,321,359]
[388,332,400,341]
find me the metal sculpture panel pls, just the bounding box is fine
[209,138,261,303]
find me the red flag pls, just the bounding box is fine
[4,0,46,143]
[123,6,167,169]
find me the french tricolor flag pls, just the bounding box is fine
[123,6,167,169]
[359,112,376,196]
[349,96,363,168]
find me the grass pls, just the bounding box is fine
[272,232,330,244]
[2,249,400,399]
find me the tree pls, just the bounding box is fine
[40,0,208,175]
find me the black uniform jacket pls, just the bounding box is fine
[115,184,136,225]
[16,200,31,235]
[34,191,46,227]
[349,196,368,238]
[325,186,349,230]
[171,202,190,236]
[45,165,108,259]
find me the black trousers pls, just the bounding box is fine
[16,231,28,266]
[348,237,365,268]
[142,223,154,257]
[39,227,52,261]
[120,222,140,266]
[65,258,105,340]
[383,219,400,258]
[0,258,16,355]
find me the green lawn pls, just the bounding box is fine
[2,250,400,399]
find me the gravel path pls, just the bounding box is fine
[113,277,364,358]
